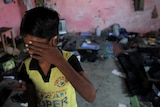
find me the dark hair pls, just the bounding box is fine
[20,7,59,40]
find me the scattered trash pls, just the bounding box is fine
[95,25,101,37]
[111,69,126,78]
[101,40,114,58]
[118,103,127,107]
[81,42,100,50]
[20,102,28,107]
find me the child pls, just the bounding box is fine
[18,7,96,107]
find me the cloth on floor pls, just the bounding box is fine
[130,95,154,107]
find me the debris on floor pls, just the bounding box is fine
[111,69,126,79]
[118,103,127,107]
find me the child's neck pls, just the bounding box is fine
[39,61,51,76]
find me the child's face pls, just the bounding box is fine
[23,34,49,57]
[23,34,48,44]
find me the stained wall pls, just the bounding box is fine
[0,0,160,37]
[45,0,160,33]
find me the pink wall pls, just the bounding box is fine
[0,0,160,37]
[45,0,160,34]
[0,0,25,37]
[0,0,35,37]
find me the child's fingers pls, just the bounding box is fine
[25,45,43,57]
[25,42,43,53]
[29,41,49,48]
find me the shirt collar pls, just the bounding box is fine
[29,59,56,70]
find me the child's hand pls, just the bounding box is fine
[25,41,64,65]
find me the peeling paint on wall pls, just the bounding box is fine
[47,0,160,33]
[0,0,160,35]
[0,0,35,37]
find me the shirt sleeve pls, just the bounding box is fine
[18,63,33,84]
[68,55,84,73]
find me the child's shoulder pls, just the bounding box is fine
[62,50,73,59]
[24,57,32,64]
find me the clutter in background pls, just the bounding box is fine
[6,46,20,56]
[99,40,114,59]
[77,32,100,62]
[95,25,101,37]
[102,23,138,44]
[61,24,139,62]
[79,32,100,51]
[61,24,160,63]
[81,42,100,50]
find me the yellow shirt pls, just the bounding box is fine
[24,51,77,107]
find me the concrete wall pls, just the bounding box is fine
[0,0,34,37]
[45,0,160,33]
[0,0,160,37]
[0,0,24,37]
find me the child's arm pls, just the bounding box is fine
[27,41,96,102]
[26,82,37,107]
[18,63,38,106]
[56,59,96,102]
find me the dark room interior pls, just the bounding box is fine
[0,0,160,107]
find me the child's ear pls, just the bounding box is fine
[49,36,58,46]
